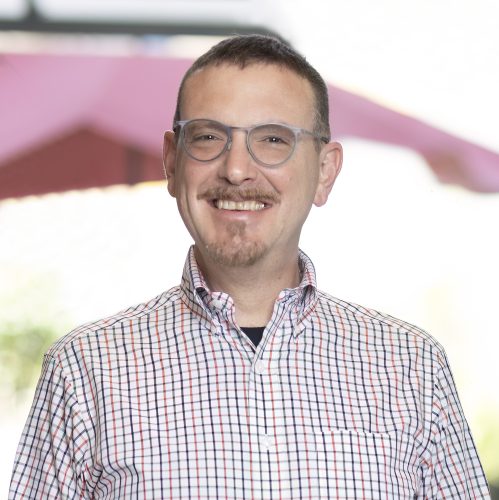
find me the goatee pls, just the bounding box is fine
[204,220,268,267]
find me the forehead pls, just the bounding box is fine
[180,63,316,127]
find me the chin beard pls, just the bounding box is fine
[205,241,266,267]
[203,221,267,267]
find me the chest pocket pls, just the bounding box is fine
[310,428,419,499]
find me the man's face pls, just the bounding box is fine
[164,63,342,270]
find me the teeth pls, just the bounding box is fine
[215,200,265,211]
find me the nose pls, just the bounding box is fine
[218,130,258,185]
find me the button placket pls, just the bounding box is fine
[254,359,286,461]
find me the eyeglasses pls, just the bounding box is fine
[174,119,329,167]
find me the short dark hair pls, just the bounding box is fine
[173,34,331,141]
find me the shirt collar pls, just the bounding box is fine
[180,245,318,321]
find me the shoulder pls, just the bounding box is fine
[315,289,447,363]
[46,285,182,360]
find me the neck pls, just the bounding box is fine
[195,247,301,327]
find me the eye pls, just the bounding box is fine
[190,133,223,142]
[252,125,294,147]
[262,135,287,144]
[184,120,227,144]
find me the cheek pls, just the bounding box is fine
[287,170,318,205]
[176,164,203,197]
[176,168,212,218]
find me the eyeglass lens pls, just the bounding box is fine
[181,120,296,166]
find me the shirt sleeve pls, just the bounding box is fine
[9,353,90,500]
[418,350,490,499]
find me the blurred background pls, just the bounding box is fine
[1,0,498,496]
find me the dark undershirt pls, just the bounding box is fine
[240,326,265,348]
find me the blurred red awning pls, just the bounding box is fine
[1,52,499,200]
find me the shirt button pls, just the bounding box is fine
[254,360,266,374]
[211,299,223,309]
[261,434,273,450]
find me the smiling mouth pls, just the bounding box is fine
[214,200,266,211]
[201,187,278,211]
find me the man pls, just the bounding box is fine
[10,35,489,499]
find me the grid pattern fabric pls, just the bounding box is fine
[10,248,490,499]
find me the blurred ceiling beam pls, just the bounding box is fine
[0,0,276,36]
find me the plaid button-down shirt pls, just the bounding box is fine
[10,248,489,499]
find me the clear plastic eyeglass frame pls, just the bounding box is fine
[174,119,329,167]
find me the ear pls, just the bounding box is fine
[313,141,343,207]
[163,131,178,198]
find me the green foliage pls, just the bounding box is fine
[0,322,58,396]
[0,268,67,401]
[475,409,499,486]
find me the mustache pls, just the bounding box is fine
[198,187,280,204]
